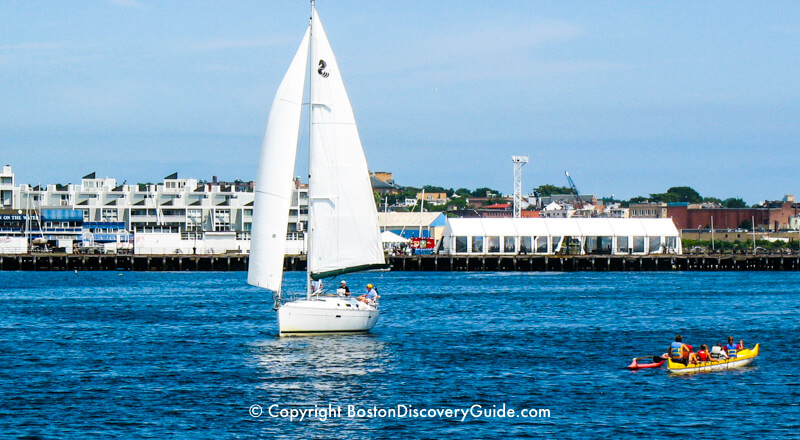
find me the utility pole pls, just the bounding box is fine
[711,216,714,251]
[512,156,528,218]
[418,189,424,238]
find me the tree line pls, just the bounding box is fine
[382,183,759,212]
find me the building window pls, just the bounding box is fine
[102,209,118,221]
[633,236,645,253]
[648,236,662,254]
[536,237,548,253]
[455,236,468,253]
[551,236,562,253]
[503,236,516,253]
[487,236,500,253]
[471,236,483,253]
[585,236,612,254]
[520,237,532,254]
[617,236,629,253]
[665,237,677,252]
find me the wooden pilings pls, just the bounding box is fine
[1,254,799,272]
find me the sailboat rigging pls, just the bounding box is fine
[247,2,386,335]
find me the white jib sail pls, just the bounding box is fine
[308,6,385,279]
[247,29,310,292]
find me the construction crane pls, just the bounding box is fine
[564,171,585,210]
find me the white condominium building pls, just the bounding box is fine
[3,167,308,240]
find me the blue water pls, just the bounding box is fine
[2,271,799,439]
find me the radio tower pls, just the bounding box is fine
[512,155,529,218]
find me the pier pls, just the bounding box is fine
[1,253,800,271]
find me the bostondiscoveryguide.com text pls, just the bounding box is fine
[249,403,551,422]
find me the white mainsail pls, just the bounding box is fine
[247,29,310,292]
[307,7,385,279]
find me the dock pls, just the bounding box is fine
[1,253,800,271]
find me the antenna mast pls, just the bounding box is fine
[512,156,529,218]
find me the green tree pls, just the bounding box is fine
[471,187,501,197]
[648,192,680,203]
[454,188,471,197]
[627,196,648,204]
[722,197,747,208]
[422,185,451,196]
[665,186,702,203]
[447,197,468,210]
[739,219,753,230]
[534,184,573,196]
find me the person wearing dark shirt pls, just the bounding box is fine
[336,280,350,297]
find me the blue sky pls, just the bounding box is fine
[1,1,799,203]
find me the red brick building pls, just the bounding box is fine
[665,202,797,231]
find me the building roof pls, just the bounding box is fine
[370,175,401,190]
[485,203,511,209]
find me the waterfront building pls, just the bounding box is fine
[630,200,799,231]
[0,166,399,255]
[629,202,669,219]
[0,167,290,254]
[0,165,14,209]
[667,201,796,231]
[440,217,682,256]
[377,212,447,240]
[0,210,32,253]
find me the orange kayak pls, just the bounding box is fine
[628,355,666,370]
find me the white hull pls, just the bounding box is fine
[277,296,379,335]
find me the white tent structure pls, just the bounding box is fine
[440,218,681,255]
[381,230,408,244]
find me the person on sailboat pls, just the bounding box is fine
[358,284,379,305]
[337,280,350,297]
[311,279,323,295]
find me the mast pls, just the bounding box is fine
[306,0,315,299]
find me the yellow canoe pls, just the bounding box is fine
[667,343,760,374]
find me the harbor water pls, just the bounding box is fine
[2,271,799,438]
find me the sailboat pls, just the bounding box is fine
[247,2,387,335]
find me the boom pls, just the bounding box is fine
[564,171,585,209]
